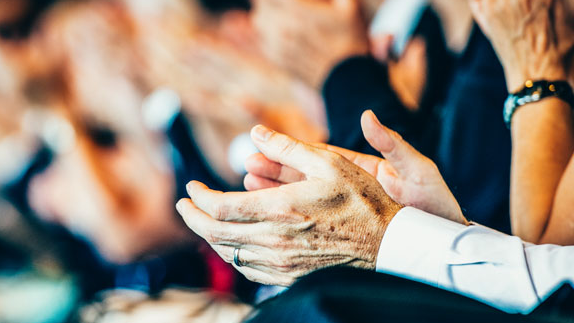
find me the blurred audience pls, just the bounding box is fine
[2,0,574,322]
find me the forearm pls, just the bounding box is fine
[539,154,574,245]
[510,98,574,243]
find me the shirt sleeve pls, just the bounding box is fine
[376,207,574,314]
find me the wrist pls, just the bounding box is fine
[361,202,404,271]
[504,80,574,129]
[505,66,568,93]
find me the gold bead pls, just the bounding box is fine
[525,80,534,88]
[549,84,556,92]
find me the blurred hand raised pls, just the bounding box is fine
[252,0,369,89]
[470,0,574,91]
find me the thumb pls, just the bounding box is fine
[360,110,426,174]
[250,125,333,178]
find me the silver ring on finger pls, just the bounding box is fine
[233,247,244,267]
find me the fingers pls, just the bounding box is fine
[361,110,427,173]
[244,173,282,191]
[245,153,306,184]
[211,245,296,286]
[233,263,293,286]
[250,125,336,178]
[176,198,275,247]
[177,198,245,246]
[186,180,313,223]
[311,142,384,176]
[186,181,280,222]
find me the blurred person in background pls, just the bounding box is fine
[176,0,574,321]
[249,0,512,232]
[123,0,327,188]
[31,0,195,265]
[0,2,105,322]
[1,1,243,322]
[3,0,335,321]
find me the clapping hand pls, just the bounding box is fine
[245,111,467,225]
[177,123,402,286]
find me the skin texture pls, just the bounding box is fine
[176,111,469,286]
[177,124,403,286]
[245,111,467,225]
[251,0,369,89]
[470,0,573,92]
[470,0,574,244]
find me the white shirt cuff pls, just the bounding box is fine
[376,207,463,289]
[375,207,540,314]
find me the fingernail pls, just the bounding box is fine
[251,125,272,142]
[367,110,383,127]
[186,181,196,194]
[176,200,184,213]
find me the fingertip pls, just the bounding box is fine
[244,173,282,191]
[186,181,211,200]
[185,181,197,196]
[244,153,266,173]
[361,110,383,128]
[176,198,193,215]
[251,124,273,143]
[243,173,257,191]
[361,110,395,154]
[176,198,204,230]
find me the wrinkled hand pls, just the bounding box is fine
[176,125,402,286]
[245,110,467,225]
[252,0,369,89]
[469,0,574,91]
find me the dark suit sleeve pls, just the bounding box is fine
[247,267,574,323]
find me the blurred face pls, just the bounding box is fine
[26,116,190,264]
[44,2,147,135]
[20,2,195,264]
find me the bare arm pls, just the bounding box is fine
[511,98,574,243]
[471,0,574,243]
[539,149,574,244]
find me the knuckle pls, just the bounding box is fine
[326,151,345,165]
[325,154,349,175]
[211,203,229,221]
[270,235,292,250]
[274,203,297,219]
[277,138,299,157]
[282,259,298,272]
[205,230,223,244]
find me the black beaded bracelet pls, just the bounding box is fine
[503,80,574,129]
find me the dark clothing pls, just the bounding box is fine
[323,25,511,232]
[434,27,511,232]
[247,267,574,323]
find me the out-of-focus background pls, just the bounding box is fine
[0,0,478,322]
